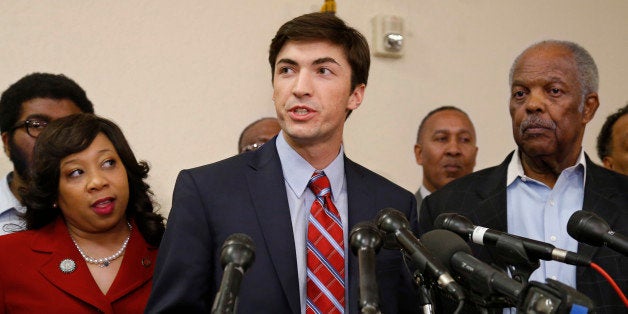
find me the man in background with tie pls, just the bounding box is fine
[146,12,418,313]
[413,106,478,217]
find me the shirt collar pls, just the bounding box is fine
[419,185,432,199]
[507,148,587,186]
[0,172,26,214]
[276,131,345,200]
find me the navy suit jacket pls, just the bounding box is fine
[146,138,419,313]
[419,152,628,313]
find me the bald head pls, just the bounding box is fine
[238,117,281,153]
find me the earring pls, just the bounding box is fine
[53,203,58,208]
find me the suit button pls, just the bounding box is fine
[142,257,152,267]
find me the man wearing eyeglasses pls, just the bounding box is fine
[238,117,281,154]
[0,73,94,235]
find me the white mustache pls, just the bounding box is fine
[520,115,556,134]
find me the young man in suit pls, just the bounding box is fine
[146,12,418,313]
[419,40,628,313]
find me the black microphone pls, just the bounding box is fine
[376,208,465,302]
[350,221,383,314]
[423,230,596,313]
[420,229,524,302]
[435,213,591,266]
[567,210,628,256]
[211,233,256,314]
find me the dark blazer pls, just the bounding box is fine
[0,217,158,314]
[419,151,628,313]
[146,138,419,313]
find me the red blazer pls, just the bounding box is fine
[0,217,158,313]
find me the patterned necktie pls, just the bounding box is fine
[306,171,345,314]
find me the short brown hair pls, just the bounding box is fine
[268,12,370,92]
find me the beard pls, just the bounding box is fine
[8,135,32,181]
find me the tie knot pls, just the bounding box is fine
[308,171,331,196]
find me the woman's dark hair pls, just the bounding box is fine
[22,113,165,246]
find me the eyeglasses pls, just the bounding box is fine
[11,119,49,138]
[240,142,266,154]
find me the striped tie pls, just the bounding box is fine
[306,171,345,314]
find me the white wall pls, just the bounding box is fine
[1,1,626,217]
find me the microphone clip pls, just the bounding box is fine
[490,233,540,285]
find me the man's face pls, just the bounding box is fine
[2,98,83,179]
[272,40,364,148]
[603,114,628,175]
[414,110,478,192]
[509,45,597,161]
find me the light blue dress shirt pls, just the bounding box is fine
[504,149,585,313]
[0,173,26,235]
[276,132,349,314]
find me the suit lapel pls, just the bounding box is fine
[472,153,512,232]
[34,218,111,312]
[105,222,156,302]
[246,139,300,313]
[576,158,622,277]
[344,158,377,313]
[468,153,511,267]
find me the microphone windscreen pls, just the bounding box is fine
[567,210,609,246]
[376,207,409,231]
[220,233,256,270]
[376,207,409,249]
[349,221,383,254]
[433,213,448,229]
[567,210,589,238]
[420,229,472,271]
[434,213,475,236]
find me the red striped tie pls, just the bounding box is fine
[306,171,345,314]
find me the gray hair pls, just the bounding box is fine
[509,40,599,103]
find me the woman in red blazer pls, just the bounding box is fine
[0,113,165,313]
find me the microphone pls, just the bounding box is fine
[211,233,256,314]
[420,229,524,302]
[567,210,628,256]
[350,221,383,314]
[376,208,465,302]
[435,213,591,266]
[422,230,596,313]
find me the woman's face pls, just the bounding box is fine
[57,133,129,233]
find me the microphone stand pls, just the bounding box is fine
[412,271,435,314]
[212,263,243,314]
